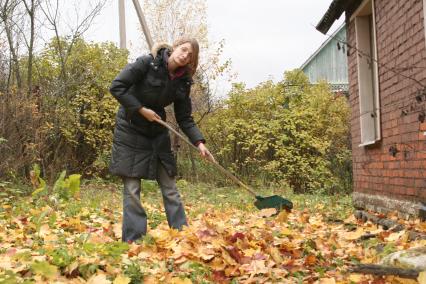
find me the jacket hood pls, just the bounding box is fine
[151,42,172,58]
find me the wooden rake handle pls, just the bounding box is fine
[154,119,257,197]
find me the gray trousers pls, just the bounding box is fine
[121,163,187,242]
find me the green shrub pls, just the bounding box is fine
[200,70,351,193]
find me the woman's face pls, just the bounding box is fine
[170,42,193,67]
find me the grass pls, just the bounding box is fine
[1,177,354,230]
[77,178,354,225]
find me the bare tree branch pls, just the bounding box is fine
[0,0,23,91]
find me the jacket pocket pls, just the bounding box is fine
[146,76,163,88]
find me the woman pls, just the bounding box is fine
[109,38,212,242]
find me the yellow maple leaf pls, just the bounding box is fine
[253,218,266,228]
[66,217,85,232]
[298,212,310,223]
[197,246,216,261]
[0,256,13,270]
[418,271,426,284]
[210,258,226,271]
[87,273,111,284]
[88,233,113,244]
[242,248,258,257]
[170,277,192,284]
[276,210,289,223]
[43,234,58,243]
[30,261,58,280]
[391,277,418,284]
[38,223,50,237]
[113,223,122,239]
[349,274,364,282]
[113,274,131,284]
[385,230,406,242]
[220,247,238,265]
[343,227,365,240]
[319,278,336,284]
[281,227,292,236]
[268,246,283,264]
[150,228,172,244]
[241,259,268,274]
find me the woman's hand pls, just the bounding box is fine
[197,143,215,162]
[139,107,161,122]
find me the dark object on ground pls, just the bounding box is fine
[155,119,293,212]
[354,210,426,241]
[420,202,426,221]
[349,264,420,279]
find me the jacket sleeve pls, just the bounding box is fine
[109,55,152,118]
[174,92,206,145]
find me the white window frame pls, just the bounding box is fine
[351,0,381,147]
[424,0,426,47]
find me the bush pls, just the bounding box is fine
[200,70,351,193]
[0,38,128,179]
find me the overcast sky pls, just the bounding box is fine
[84,0,344,93]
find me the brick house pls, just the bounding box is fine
[316,0,426,216]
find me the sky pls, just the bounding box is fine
[83,0,344,93]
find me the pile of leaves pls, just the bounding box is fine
[0,178,425,283]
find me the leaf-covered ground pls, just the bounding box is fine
[0,180,425,283]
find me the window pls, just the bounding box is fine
[353,0,380,146]
[424,0,426,47]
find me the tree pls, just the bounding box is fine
[0,0,22,92]
[0,0,113,179]
[39,0,107,99]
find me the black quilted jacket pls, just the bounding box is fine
[109,48,205,179]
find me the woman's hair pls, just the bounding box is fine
[172,37,199,76]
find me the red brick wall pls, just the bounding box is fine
[347,0,426,204]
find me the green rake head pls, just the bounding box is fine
[254,195,293,212]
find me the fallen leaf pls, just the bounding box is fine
[170,277,192,284]
[349,273,364,282]
[319,278,336,284]
[281,227,292,236]
[113,274,131,284]
[30,261,58,280]
[304,254,317,266]
[418,271,426,284]
[220,247,238,266]
[228,232,245,243]
[38,224,50,237]
[344,227,365,240]
[385,230,405,242]
[258,208,277,217]
[276,210,289,223]
[299,212,310,223]
[87,273,111,284]
[268,247,283,264]
[113,223,122,239]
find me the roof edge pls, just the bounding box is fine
[316,0,352,34]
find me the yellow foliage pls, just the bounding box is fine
[202,71,351,193]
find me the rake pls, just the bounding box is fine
[155,119,293,212]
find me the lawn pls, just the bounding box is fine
[0,178,424,283]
